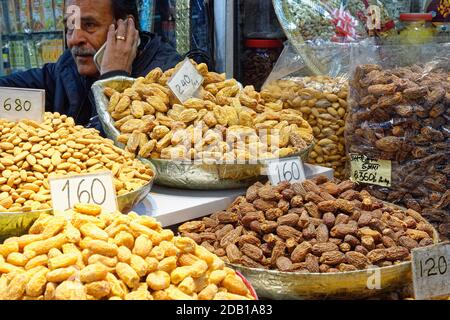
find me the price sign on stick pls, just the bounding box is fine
[0,87,45,122]
[168,58,204,103]
[350,153,391,187]
[411,242,450,300]
[267,157,306,185]
[49,171,118,213]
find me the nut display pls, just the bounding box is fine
[0,113,154,213]
[103,60,314,163]
[346,63,450,239]
[178,176,436,273]
[279,0,393,43]
[0,204,255,300]
[262,77,348,178]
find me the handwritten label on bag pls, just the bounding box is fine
[411,242,450,300]
[168,58,204,103]
[350,154,391,187]
[267,157,306,185]
[49,171,118,213]
[0,87,45,122]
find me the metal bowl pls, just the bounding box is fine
[92,77,314,190]
[227,204,440,300]
[0,176,155,243]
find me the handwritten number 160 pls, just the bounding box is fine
[61,178,107,211]
[277,162,301,183]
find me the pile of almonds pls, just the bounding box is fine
[179,177,436,273]
[0,113,154,212]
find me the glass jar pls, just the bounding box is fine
[243,0,284,39]
[398,13,435,44]
[242,39,283,91]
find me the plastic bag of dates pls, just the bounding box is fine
[346,42,450,239]
[178,177,437,274]
[261,42,351,179]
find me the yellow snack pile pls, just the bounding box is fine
[0,204,255,300]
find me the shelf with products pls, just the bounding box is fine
[0,0,65,75]
[1,31,65,75]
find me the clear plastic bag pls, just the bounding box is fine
[346,40,450,238]
[261,42,351,178]
[273,0,395,45]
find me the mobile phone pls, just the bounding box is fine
[93,42,107,72]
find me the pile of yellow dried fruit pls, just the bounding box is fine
[104,60,314,162]
[0,204,255,300]
[0,113,154,213]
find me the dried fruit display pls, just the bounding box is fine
[178,177,436,273]
[0,113,154,213]
[262,76,348,178]
[103,60,314,163]
[0,204,255,300]
[346,62,450,239]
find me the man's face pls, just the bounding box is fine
[65,0,114,77]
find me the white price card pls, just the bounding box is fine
[49,171,118,213]
[167,58,204,103]
[0,87,45,122]
[267,157,306,185]
[411,242,450,300]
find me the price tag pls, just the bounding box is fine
[350,153,391,187]
[167,58,204,103]
[49,171,118,213]
[0,87,45,122]
[267,157,306,185]
[411,242,450,300]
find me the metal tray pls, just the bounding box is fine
[227,203,440,300]
[0,176,155,243]
[92,77,313,190]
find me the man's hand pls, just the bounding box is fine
[100,18,139,75]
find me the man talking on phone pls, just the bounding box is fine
[0,0,181,131]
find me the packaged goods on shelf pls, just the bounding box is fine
[9,40,26,72]
[31,0,45,32]
[101,61,315,163]
[6,0,19,34]
[25,38,39,68]
[0,1,6,34]
[0,204,256,300]
[0,113,155,213]
[346,42,450,239]
[179,176,437,273]
[43,0,56,31]
[18,0,32,32]
[53,0,64,30]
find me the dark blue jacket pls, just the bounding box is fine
[0,32,181,128]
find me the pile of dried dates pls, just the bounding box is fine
[346,63,450,239]
[178,177,435,273]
